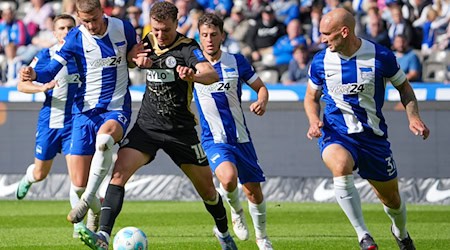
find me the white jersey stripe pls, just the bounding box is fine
[355,41,383,136]
[324,50,363,134]
[80,26,103,111]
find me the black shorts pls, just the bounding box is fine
[120,123,209,167]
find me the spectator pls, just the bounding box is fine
[269,19,307,72]
[421,8,438,55]
[222,32,241,54]
[176,0,193,35]
[185,8,204,43]
[282,44,310,85]
[309,5,326,52]
[0,5,28,50]
[271,0,300,25]
[387,5,414,45]
[2,43,22,87]
[0,5,28,82]
[246,0,268,21]
[361,16,391,48]
[126,6,143,38]
[393,34,422,82]
[30,15,58,49]
[245,5,286,66]
[22,0,54,38]
[62,0,77,20]
[224,5,251,55]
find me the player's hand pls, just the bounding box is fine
[249,100,266,116]
[409,118,430,140]
[177,66,195,82]
[42,80,57,92]
[307,120,323,140]
[20,66,36,81]
[130,42,153,68]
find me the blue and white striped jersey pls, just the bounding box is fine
[194,52,259,144]
[31,44,80,129]
[34,16,137,114]
[308,39,407,137]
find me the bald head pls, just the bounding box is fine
[321,8,356,34]
[319,8,361,56]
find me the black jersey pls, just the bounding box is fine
[137,33,207,132]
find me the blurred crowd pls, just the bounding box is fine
[0,0,449,86]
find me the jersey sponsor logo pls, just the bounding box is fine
[313,179,368,202]
[146,69,175,82]
[193,49,205,61]
[57,73,81,86]
[90,56,122,68]
[328,83,367,95]
[165,56,177,68]
[425,181,450,202]
[195,80,234,94]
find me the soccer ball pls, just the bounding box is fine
[113,226,148,250]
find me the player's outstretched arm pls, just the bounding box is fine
[395,79,430,140]
[17,79,57,94]
[249,78,268,116]
[187,61,219,84]
[304,82,323,140]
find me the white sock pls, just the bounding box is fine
[248,199,267,239]
[25,164,37,183]
[384,196,407,239]
[220,183,243,216]
[82,134,114,206]
[70,184,85,208]
[334,175,370,242]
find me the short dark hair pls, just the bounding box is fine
[54,14,76,25]
[150,1,178,22]
[198,12,224,33]
[76,0,101,13]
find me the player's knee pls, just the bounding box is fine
[333,175,354,189]
[96,134,115,151]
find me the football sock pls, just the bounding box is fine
[220,183,243,215]
[204,192,229,234]
[99,184,125,235]
[25,164,37,183]
[98,231,110,244]
[334,175,370,242]
[69,184,85,208]
[83,134,114,205]
[384,196,407,239]
[248,199,267,239]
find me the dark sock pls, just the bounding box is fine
[99,184,125,235]
[204,195,228,233]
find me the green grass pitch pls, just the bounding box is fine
[0,200,448,249]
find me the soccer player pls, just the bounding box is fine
[196,13,273,250]
[20,0,143,228]
[304,8,429,250]
[14,14,91,236]
[74,2,237,250]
